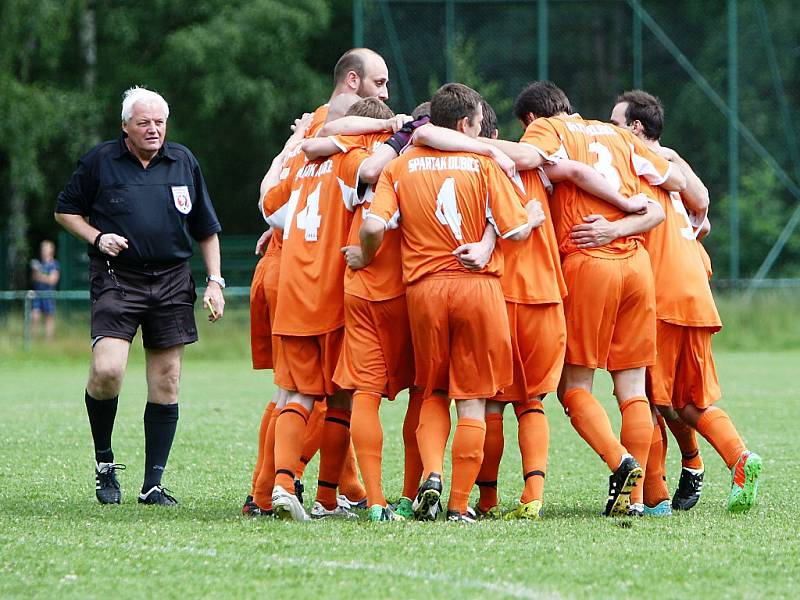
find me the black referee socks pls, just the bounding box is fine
[85,390,118,464]
[142,402,179,493]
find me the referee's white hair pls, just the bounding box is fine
[121,86,170,123]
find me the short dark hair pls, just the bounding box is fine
[346,97,394,120]
[430,83,482,130]
[513,81,572,121]
[411,101,431,119]
[333,49,368,85]
[616,89,664,140]
[479,100,498,138]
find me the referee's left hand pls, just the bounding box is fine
[203,283,225,322]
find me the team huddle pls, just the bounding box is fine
[244,47,762,523]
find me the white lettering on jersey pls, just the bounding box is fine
[565,121,618,137]
[434,177,463,240]
[407,155,479,174]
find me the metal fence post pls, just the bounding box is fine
[353,0,364,47]
[728,0,740,280]
[538,0,548,80]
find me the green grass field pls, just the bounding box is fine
[1,339,798,599]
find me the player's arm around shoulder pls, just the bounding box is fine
[569,196,665,249]
[657,145,709,213]
[484,159,534,242]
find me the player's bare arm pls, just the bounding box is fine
[569,200,665,249]
[453,223,498,270]
[259,113,314,198]
[481,137,544,171]
[359,216,387,266]
[199,233,225,322]
[254,228,273,256]
[656,158,688,193]
[302,136,343,161]
[319,114,408,137]
[360,144,400,183]
[545,160,648,214]
[657,146,710,213]
[412,124,516,178]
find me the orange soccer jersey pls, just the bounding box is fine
[272,148,368,336]
[369,147,529,399]
[642,186,721,329]
[334,133,405,302]
[369,147,530,284]
[521,115,672,258]
[500,168,566,304]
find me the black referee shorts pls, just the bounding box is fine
[90,258,198,349]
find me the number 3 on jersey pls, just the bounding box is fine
[284,182,323,241]
[588,141,622,192]
[435,177,463,240]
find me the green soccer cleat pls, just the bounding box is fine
[727,451,762,513]
[503,499,543,521]
[368,504,405,522]
[472,504,502,520]
[394,497,414,520]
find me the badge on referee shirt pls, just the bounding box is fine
[171,186,192,214]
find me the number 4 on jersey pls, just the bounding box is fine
[286,182,323,241]
[435,177,463,240]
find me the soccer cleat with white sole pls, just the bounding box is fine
[446,510,476,524]
[272,485,309,521]
[310,501,358,520]
[138,485,178,506]
[672,467,704,511]
[337,493,367,510]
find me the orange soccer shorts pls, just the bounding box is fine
[405,273,512,400]
[562,248,656,371]
[496,301,566,402]
[647,320,721,410]
[249,255,273,370]
[274,328,345,397]
[333,294,415,399]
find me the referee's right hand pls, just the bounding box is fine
[96,233,129,257]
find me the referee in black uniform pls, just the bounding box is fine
[55,87,225,506]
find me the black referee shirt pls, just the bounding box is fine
[56,135,221,266]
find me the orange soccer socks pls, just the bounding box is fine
[350,391,386,507]
[338,443,367,504]
[515,399,549,504]
[316,407,353,510]
[696,407,746,469]
[401,391,424,499]
[665,415,703,470]
[476,412,504,512]
[295,401,326,479]
[252,405,280,509]
[562,388,626,471]
[619,397,654,505]
[448,418,486,514]
[250,401,276,495]
[643,415,670,507]
[416,395,452,477]
[273,403,311,493]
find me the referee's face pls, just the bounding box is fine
[123,102,167,159]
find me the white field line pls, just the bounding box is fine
[3,536,562,599]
